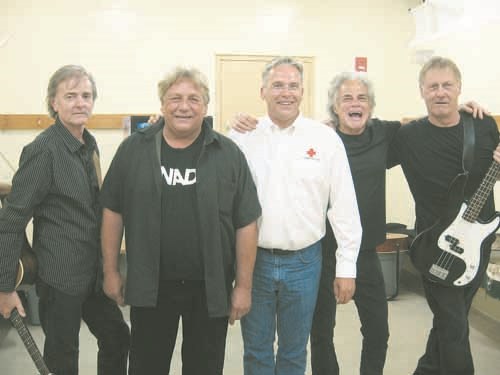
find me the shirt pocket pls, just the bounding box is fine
[217,178,236,216]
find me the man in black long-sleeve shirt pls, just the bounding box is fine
[0,65,129,375]
[389,56,500,375]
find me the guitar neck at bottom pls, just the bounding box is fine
[9,309,54,375]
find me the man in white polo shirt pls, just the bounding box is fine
[229,56,362,375]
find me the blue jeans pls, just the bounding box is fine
[241,242,322,375]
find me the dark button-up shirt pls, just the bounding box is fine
[100,119,261,317]
[0,120,101,296]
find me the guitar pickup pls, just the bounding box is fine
[449,243,464,254]
[445,234,459,245]
[429,264,449,280]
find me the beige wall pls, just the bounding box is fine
[1,0,499,229]
[1,0,419,117]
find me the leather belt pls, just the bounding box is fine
[259,247,294,255]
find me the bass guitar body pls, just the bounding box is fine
[410,173,499,287]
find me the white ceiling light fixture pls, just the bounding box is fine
[409,0,465,47]
[409,0,500,48]
[0,33,12,48]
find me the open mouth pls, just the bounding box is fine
[348,111,363,119]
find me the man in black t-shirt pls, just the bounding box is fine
[100,67,261,375]
[309,72,399,375]
[389,56,500,375]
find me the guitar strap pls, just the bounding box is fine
[462,113,475,174]
[92,150,103,189]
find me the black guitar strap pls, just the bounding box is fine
[462,113,475,174]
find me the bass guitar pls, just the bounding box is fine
[410,160,500,287]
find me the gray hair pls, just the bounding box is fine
[46,65,97,118]
[327,72,376,127]
[419,56,462,88]
[158,66,210,105]
[261,56,304,86]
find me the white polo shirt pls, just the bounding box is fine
[230,115,362,277]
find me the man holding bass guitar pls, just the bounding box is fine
[0,65,130,375]
[389,56,500,375]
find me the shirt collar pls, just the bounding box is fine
[261,113,303,134]
[54,118,96,153]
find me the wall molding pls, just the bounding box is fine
[1,114,499,130]
[0,114,150,130]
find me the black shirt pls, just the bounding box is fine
[324,119,401,251]
[0,120,101,295]
[160,128,204,280]
[388,114,499,232]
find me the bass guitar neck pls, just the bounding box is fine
[9,309,54,375]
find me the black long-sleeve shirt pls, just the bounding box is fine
[0,119,101,296]
[388,114,498,232]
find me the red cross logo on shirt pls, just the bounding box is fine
[306,148,316,158]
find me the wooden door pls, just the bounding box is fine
[215,54,314,133]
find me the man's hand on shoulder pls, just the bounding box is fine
[147,114,162,125]
[229,113,258,133]
[460,101,490,119]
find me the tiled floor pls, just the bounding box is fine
[1,276,500,374]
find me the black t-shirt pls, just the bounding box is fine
[324,119,401,251]
[160,128,205,280]
[388,114,499,233]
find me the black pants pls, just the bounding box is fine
[413,247,491,375]
[128,280,229,375]
[310,244,389,375]
[37,280,130,375]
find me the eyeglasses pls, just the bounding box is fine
[270,82,301,92]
